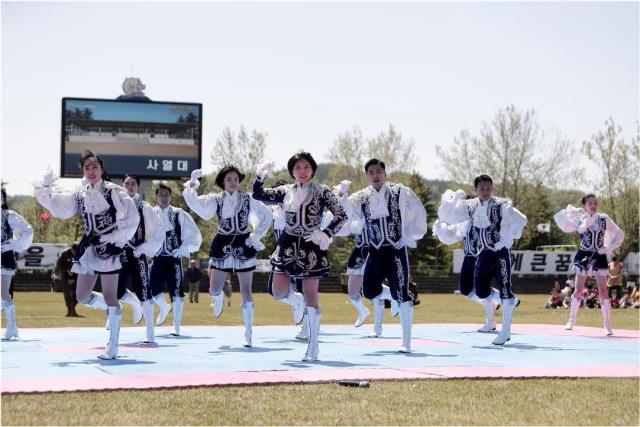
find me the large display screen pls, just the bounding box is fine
[61,97,202,179]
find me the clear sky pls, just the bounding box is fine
[2,1,638,195]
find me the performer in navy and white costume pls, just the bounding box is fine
[115,174,164,344]
[1,188,34,340]
[433,189,502,333]
[267,179,308,340]
[437,175,527,345]
[554,193,624,335]
[150,183,202,337]
[343,159,427,353]
[333,179,393,337]
[253,152,348,361]
[183,166,271,347]
[36,150,138,359]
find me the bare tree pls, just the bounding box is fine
[210,125,267,192]
[326,124,417,189]
[436,104,579,205]
[582,118,639,255]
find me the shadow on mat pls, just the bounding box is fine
[211,345,296,353]
[120,342,179,348]
[155,334,214,340]
[281,360,368,368]
[51,358,157,367]
[471,343,570,351]
[362,351,457,358]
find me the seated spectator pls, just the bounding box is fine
[553,279,562,294]
[619,289,633,309]
[585,288,599,309]
[631,287,640,309]
[561,286,573,309]
[610,289,620,309]
[545,289,562,309]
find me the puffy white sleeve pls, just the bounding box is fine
[437,189,468,224]
[177,209,202,255]
[433,219,467,246]
[553,204,585,233]
[502,201,528,240]
[400,186,428,248]
[604,215,625,252]
[5,211,34,253]
[137,203,165,257]
[344,192,364,222]
[182,185,218,221]
[109,186,140,246]
[249,197,273,242]
[35,186,78,220]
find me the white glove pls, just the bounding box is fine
[333,180,351,197]
[304,229,330,251]
[42,169,55,188]
[257,162,275,181]
[1,241,13,253]
[188,169,202,189]
[441,189,465,204]
[245,233,265,251]
[393,239,407,250]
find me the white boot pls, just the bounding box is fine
[565,296,580,330]
[211,290,224,318]
[349,295,370,327]
[601,298,613,336]
[98,306,122,359]
[369,297,384,337]
[141,299,156,344]
[478,298,497,332]
[398,301,413,353]
[121,289,143,325]
[170,297,184,336]
[379,284,398,317]
[242,301,254,347]
[295,312,309,340]
[279,290,305,325]
[302,307,321,361]
[492,297,518,345]
[83,291,108,310]
[2,300,18,340]
[153,294,172,326]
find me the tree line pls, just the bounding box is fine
[7,105,638,273]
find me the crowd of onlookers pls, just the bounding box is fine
[545,257,639,309]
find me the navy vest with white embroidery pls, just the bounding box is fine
[355,226,370,248]
[360,185,402,249]
[215,192,251,235]
[75,185,118,237]
[284,183,337,236]
[1,209,12,246]
[579,215,607,251]
[462,211,481,257]
[468,197,503,252]
[158,207,182,255]
[128,199,147,248]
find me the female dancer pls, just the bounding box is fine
[554,193,624,335]
[183,166,271,347]
[36,150,138,359]
[253,152,347,360]
[115,174,164,343]
[1,188,34,340]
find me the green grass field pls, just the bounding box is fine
[2,292,639,426]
